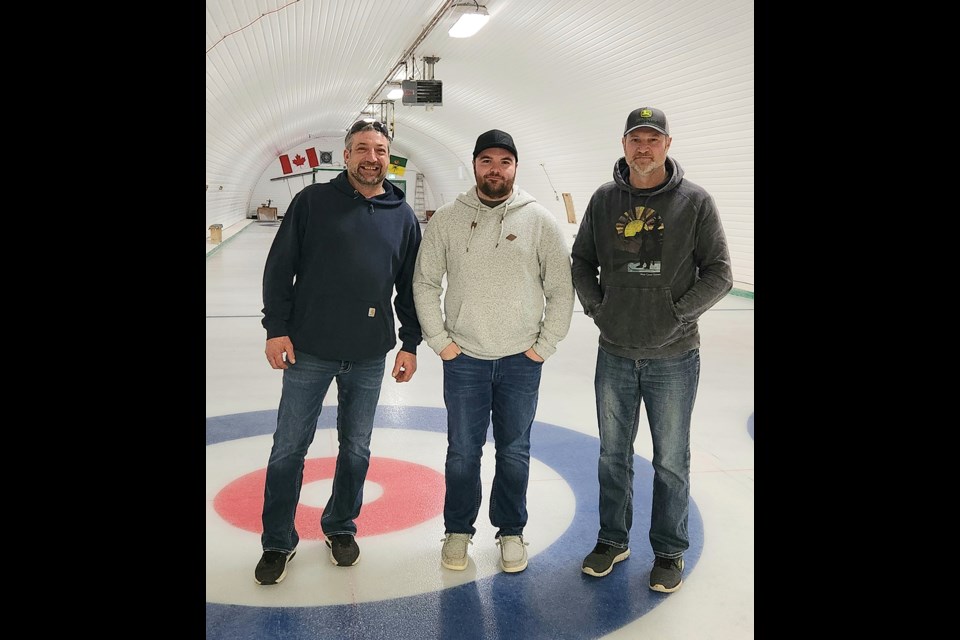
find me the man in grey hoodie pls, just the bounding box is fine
[571,107,733,592]
[413,129,574,574]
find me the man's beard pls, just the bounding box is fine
[349,165,385,186]
[477,174,513,199]
[627,156,664,177]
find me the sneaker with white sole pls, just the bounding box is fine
[581,542,630,577]
[648,555,684,592]
[441,533,473,570]
[254,549,296,585]
[497,535,528,573]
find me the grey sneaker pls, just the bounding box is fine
[497,535,528,573]
[649,556,684,592]
[254,549,296,585]
[441,533,473,570]
[581,542,630,577]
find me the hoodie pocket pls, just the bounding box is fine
[296,294,391,350]
[594,286,682,349]
[451,298,526,346]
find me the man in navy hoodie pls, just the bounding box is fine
[255,120,422,585]
[571,107,732,593]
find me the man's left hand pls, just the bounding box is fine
[392,350,418,382]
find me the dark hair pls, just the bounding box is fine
[345,120,392,148]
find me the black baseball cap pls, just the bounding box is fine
[623,107,669,136]
[473,129,518,161]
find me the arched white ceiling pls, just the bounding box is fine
[206,0,754,286]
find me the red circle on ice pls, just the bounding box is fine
[213,457,445,538]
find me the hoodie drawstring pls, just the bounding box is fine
[495,200,507,248]
[465,196,511,252]
[465,201,482,252]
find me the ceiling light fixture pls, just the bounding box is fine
[387,87,404,100]
[448,2,489,38]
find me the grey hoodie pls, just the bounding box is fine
[571,156,733,359]
[413,186,574,360]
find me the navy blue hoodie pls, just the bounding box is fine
[261,171,422,360]
[571,156,732,359]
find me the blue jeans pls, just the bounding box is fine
[260,351,385,552]
[594,346,699,559]
[442,352,543,538]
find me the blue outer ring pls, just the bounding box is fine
[206,407,703,640]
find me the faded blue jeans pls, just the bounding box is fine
[594,346,699,559]
[260,351,385,553]
[442,352,543,538]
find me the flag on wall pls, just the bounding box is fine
[388,155,407,177]
[278,147,322,175]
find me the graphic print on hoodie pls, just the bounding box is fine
[617,204,665,273]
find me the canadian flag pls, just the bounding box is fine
[279,148,320,175]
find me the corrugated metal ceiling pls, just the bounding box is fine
[206,0,754,285]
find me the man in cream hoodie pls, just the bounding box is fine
[413,129,574,574]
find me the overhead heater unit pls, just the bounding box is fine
[401,80,442,106]
[401,56,442,106]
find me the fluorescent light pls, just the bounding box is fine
[387,88,403,100]
[448,5,489,38]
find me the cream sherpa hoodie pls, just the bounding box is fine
[413,186,574,360]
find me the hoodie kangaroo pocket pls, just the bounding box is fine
[595,286,681,349]
[452,298,526,346]
[297,295,391,350]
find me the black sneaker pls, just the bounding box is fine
[326,534,360,566]
[649,556,684,592]
[581,542,630,577]
[254,549,296,585]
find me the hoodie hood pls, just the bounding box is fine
[455,186,538,251]
[330,170,407,207]
[613,156,684,195]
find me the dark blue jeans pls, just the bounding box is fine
[260,351,385,553]
[442,352,543,538]
[594,346,700,559]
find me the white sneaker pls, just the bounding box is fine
[441,533,473,570]
[497,535,528,573]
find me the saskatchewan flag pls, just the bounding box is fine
[388,155,407,176]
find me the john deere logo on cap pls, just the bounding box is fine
[640,109,653,118]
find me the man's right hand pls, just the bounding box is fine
[439,342,461,361]
[265,336,295,369]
